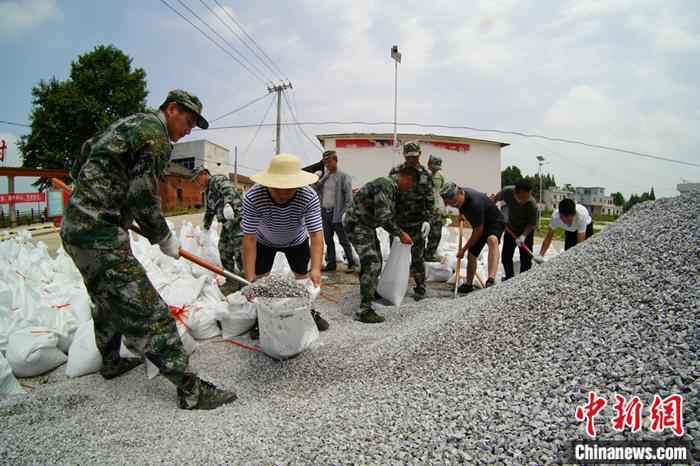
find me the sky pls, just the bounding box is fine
[1,0,699,201]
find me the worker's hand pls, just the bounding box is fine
[223,203,235,220]
[488,192,497,201]
[421,222,430,238]
[516,235,525,247]
[309,268,321,287]
[533,255,546,264]
[158,233,180,259]
[399,231,413,245]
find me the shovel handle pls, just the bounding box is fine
[505,226,536,259]
[52,178,251,287]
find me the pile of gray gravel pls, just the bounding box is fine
[1,193,698,465]
[241,273,310,300]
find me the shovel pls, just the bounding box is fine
[453,219,464,298]
[505,226,544,264]
[51,178,252,286]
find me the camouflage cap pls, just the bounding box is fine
[191,166,210,181]
[440,181,459,199]
[428,155,442,169]
[163,89,209,129]
[322,150,338,160]
[403,142,421,157]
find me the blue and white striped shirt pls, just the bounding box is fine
[242,184,323,247]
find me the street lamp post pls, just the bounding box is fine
[391,45,402,152]
[536,155,545,227]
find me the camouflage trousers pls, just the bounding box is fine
[344,220,382,311]
[393,223,426,295]
[63,241,190,387]
[425,209,444,259]
[219,223,243,274]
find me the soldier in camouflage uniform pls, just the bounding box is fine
[388,142,435,301]
[61,90,237,410]
[193,168,243,295]
[425,155,446,261]
[343,168,417,323]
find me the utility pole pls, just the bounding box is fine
[267,81,293,154]
[234,145,238,189]
[391,45,402,151]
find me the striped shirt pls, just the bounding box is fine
[242,184,323,247]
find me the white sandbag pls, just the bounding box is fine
[376,228,391,260]
[0,352,24,396]
[377,240,412,306]
[185,304,222,340]
[257,297,319,360]
[65,320,102,378]
[220,292,257,338]
[6,327,67,377]
[425,261,454,282]
[159,276,206,307]
[270,252,292,274]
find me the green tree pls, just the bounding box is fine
[501,165,523,188]
[649,186,656,200]
[18,45,148,186]
[611,192,625,206]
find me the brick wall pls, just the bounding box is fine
[159,175,203,212]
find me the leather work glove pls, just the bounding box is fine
[159,233,180,259]
[223,203,235,220]
[516,234,525,247]
[421,222,430,238]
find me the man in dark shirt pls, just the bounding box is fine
[493,179,538,279]
[440,182,505,293]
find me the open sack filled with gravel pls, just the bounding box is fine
[241,274,320,360]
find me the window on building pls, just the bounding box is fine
[177,188,183,206]
[173,157,195,170]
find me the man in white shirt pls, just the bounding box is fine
[539,198,594,258]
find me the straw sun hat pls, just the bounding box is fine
[251,153,319,189]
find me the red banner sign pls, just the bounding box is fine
[0,192,46,204]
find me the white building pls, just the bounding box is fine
[544,185,623,216]
[170,140,231,177]
[677,182,700,193]
[316,133,508,193]
[543,186,575,211]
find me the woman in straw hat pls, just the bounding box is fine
[241,153,329,335]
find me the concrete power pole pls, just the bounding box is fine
[234,145,238,189]
[268,81,293,154]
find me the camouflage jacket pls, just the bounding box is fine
[203,174,243,233]
[389,163,434,226]
[344,177,402,237]
[61,111,173,249]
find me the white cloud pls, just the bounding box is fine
[0,0,60,40]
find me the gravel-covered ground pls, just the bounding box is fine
[1,194,698,465]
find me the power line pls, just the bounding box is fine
[4,116,698,169]
[200,0,279,82]
[173,0,271,83]
[210,92,272,123]
[281,91,323,152]
[202,120,700,168]
[0,120,30,128]
[158,0,268,85]
[196,0,274,83]
[212,0,288,80]
[241,94,275,158]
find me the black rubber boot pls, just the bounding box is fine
[457,283,474,294]
[311,309,329,331]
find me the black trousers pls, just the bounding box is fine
[501,230,534,279]
[564,221,594,250]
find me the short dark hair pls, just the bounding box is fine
[398,166,418,183]
[514,179,532,192]
[559,198,576,215]
[159,101,193,114]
